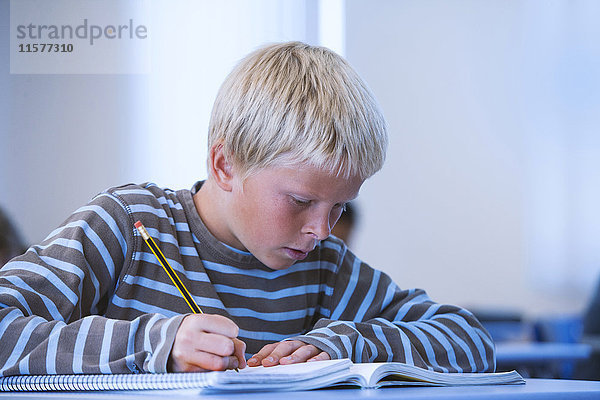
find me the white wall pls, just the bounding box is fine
[1,0,144,243]
[0,0,319,244]
[2,0,599,319]
[346,0,600,317]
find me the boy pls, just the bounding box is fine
[0,42,494,375]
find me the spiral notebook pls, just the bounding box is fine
[0,359,524,392]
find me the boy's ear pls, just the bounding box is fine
[208,143,235,192]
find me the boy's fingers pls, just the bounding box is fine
[259,340,305,366]
[191,332,236,357]
[170,313,245,372]
[307,351,331,362]
[279,344,324,365]
[245,341,331,368]
[185,314,239,338]
[233,338,247,369]
[247,343,278,366]
[198,353,239,371]
[171,351,240,372]
[171,333,237,370]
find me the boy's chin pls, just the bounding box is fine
[264,261,296,271]
[260,255,297,271]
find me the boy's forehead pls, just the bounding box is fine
[253,163,364,201]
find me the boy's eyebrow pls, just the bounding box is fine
[289,189,359,204]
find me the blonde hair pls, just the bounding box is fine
[208,41,388,180]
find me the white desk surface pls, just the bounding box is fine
[1,379,599,400]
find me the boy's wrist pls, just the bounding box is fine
[150,314,188,373]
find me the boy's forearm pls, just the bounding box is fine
[319,249,494,371]
[317,253,494,371]
[291,313,495,372]
[0,190,184,376]
[0,308,184,376]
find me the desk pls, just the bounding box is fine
[1,379,600,400]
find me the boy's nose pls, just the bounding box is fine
[305,213,331,241]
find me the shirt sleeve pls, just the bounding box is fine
[289,249,496,373]
[0,192,183,376]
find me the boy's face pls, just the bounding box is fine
[227,163,364,270]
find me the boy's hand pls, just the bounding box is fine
[169,314,247,372]
[247,340,330,367]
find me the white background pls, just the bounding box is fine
[1,0,599,319]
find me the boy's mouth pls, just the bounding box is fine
[283,247,310,261]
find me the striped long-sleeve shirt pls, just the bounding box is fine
[0,182,495,376]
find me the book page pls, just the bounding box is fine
[215,359,352,385]
[346,363,383,387]
[347,362,525,388]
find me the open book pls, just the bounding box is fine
[200,359,525,392]
[0,359,524,392]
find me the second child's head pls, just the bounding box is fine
[205,42,388,269]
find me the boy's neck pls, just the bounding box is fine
[193,179,245,252]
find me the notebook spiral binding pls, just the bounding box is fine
[0,372,214,392]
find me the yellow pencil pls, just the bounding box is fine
[135,220,239,372]
[135,221,202,314]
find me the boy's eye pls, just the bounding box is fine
[291,196,311,206]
